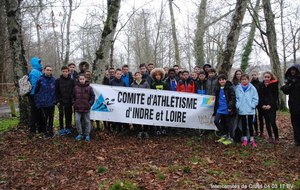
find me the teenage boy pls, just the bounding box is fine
[206,68,218,96]
[56,66,74,136]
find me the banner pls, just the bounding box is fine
[90,84,217,130]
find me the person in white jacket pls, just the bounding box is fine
[235,74,259,147]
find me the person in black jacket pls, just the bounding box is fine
[259,71,279,144]
[213,74,236,144]
[56,66,75,136]
[281,64,300,146]
[250,70,264,137]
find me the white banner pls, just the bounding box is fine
[90,84,217,130]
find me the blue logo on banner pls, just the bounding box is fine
[199,96,215,108]
[92,95,115,112]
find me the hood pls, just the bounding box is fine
[202,64,212,70]
[285,64,300,78]
[150,68,165,80]
[30,57,42,71]
[79,61,90,71]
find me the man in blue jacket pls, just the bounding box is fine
[28,57,43,137]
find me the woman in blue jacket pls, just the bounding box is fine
[236,74,259,147]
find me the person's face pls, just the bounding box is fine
[183,72,189,80]
[135,73,142,81]
[219,79,226,86]
[199,74,206,81]
[204,66,210,72]
[191,73,198,80]
[168,71,176,79]
[79,76,86,84]
[264,73,271,83]
[251,72,258,80]
[241,77,249,85]
[109,69,115,77]
[194,67,201,74]
[140,66,147,74]
[122,67,129,75]
[148,64,154,72]
[155,74,161,81]
[81,64,88,72]
[173,66,179,74]
[164,67,169,73]
[44,67,52,76]
[85,72,91,80]
[115,71,122,79]
[68,64,75,72]
[236,71,242,80]
[62,69,69,78]
[290,68,297,76]
[208,72,216,78]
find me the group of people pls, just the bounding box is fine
[27,56,300,147]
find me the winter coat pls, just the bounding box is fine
[281,64,300,114]
[55,75,74,106]
[29,57,42,95]
[73,83,95,113]
[206,76,218,96]
[214,81,236,116]
[235,83,259,115]
[34,74,56,108]
[259,80,279,110]
[195,79,207,95]
[151,80,168,90]
[251,78,262,91]
[164,77,178,91]
[131,79,150,89]
[142,73,153,86]
[176,78,195,93]
[110,78,126,87]
[122,72,133,87]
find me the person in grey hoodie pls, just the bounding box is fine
[206,68,218,96]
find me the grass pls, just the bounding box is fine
[0,118,19,133]
[97,166,108,174]
[109,180,138,190]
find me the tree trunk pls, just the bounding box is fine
[262,0,284,109]
[194,0,207,67]
[92,0,121,83]
[5,0,29,125]
[0,0,8,95]
[219,0,248,75]
[168,0,180,67]
[241,0,260,72]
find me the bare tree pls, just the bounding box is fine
[241,0,261,72]
[5,0,29,125]
[92,0,121,83]
[168,0,180,67]
[219,0,248,75]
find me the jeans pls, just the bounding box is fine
[28,95,43,133]
[262,108,279,139]
[214,113,234,138]
[75,112,91,136]
[41,106,55,136]
[58,104,73,130]
[239,115,254,137]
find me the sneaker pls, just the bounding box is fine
[222,138,233,145]
[242,140,248,146]
[251,141,257,148]
[217,135,227,143]
[137,132,143,139]
[75,134,83,141]
[65,129,72,135]
[144,132,149,139]
[161,129,167,135]
[85,135,91,142]
[59,129,66,136]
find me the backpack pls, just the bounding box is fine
[18,75,32,96]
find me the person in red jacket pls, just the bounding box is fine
[176,70,195,93]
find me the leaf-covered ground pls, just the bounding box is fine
[0,114,299,190]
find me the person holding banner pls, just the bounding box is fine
[131,71,151,138]
[213,74,236,145]
[164,68,178,91]
[195,71,207,95]
[151,68,169,135]
[176,70,195,93]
